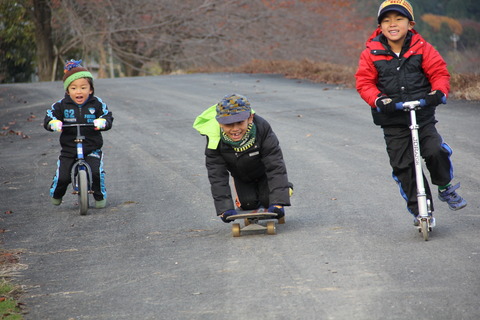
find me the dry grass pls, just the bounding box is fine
[233,59,357,88]
[0,250,25,319]
[450,73,480,101]
[196,59,480,101]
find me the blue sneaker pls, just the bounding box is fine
[438,183,467,211]
[413,217,420,226]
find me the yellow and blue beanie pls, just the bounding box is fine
[377,0,414,24]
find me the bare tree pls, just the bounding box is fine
[31,0,55,81]
[34,0,364,80]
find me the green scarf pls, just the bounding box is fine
[221,123,257,152]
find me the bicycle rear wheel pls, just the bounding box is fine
[78,169,89,215]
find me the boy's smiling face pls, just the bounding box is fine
[219,114,254,142]
[67,78,93,105]
[379,11,415,50]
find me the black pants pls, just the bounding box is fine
[234,176,270,210]
[383,122,453,216]
[50,150,106,201]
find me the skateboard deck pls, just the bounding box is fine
[226,209,283,237]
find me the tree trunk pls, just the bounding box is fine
[31,0,55,81]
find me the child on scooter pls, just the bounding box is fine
[193,94,292,223]
[355,0,466,224]
[44,59,113,208]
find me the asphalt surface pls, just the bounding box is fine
[1,73,479,320]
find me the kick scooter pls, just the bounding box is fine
[395,97,446,240]
[62,123,94,215]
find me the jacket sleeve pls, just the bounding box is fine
[258,121,290,206]
[355,49,382,108]
[95,96,114,131]
[421,42,450,96]
[205,144,234,215]
[44,100,63,131]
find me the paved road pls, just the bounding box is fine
[1,73,479,320]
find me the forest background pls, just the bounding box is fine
[1,0,479,100]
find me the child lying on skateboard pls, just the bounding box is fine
[193,94,292,223]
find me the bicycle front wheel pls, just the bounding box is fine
[78,169,89,215]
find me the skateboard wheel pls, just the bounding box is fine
[278,217,285,225]
[244,218,251,226]
[232,223,241,237]
[266,221,276,235]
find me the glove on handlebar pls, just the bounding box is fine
[375,97,396,114]
[220,209,238,223]
[49,120,63,132]
[425,90,445,107]
[93,118,107,130]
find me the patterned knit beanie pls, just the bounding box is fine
[377,0,414,24]
[216,94,252,124]
[63,59,93,91]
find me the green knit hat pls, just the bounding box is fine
[63,59,93,91]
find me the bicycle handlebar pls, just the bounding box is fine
[62,123,94,128]
[61,123,95,138]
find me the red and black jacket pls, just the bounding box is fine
[355,28,450,127]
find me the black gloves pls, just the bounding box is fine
[425,90,444,107]
[375,97,396,114]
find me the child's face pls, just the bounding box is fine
[379,12,415,48]
[219,114,254,142]
[67,78,93,105]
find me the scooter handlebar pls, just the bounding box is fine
[395,96,446,111]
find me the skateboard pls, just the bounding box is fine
[226,208,285,237]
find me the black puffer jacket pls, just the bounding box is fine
[205,115,290,214]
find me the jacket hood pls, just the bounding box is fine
[193,105,221,150]
[193,104,255,150]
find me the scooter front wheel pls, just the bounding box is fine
[78,169,89,215]
[420,219,429,241]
